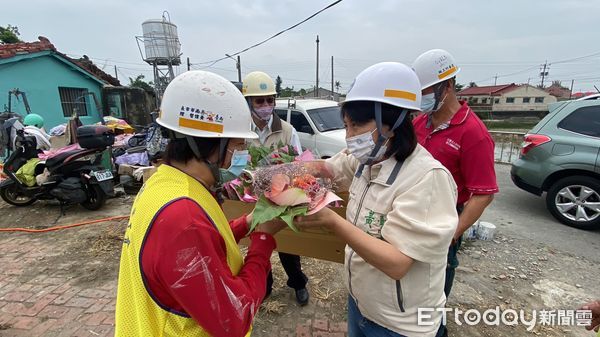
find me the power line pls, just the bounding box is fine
[550,50,600,65]
[474,50,600,85]
[191,0,343,68]
[64,53,149,66]
[190,64,237,73]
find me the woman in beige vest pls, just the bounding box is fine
[296,63,457,337]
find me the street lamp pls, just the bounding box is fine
[225,54,241,83]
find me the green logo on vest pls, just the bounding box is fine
[364,209,386,238]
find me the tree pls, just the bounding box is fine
[275,75,282,97]
[468,82,478,88]
[454,82,465,92]
[335,81,341,93]
[0,25,21,44]
[279,86,294,97]
[128,75,154,91]
[278,86,307,98]
[550,80,569,89]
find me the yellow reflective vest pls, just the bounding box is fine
[115,165,249,337]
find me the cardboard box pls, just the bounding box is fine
[222,200,347,264]
[117,164,143,176]
[49,135,67,149]
[142,166,158,182]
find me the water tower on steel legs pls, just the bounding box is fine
[136,11,181,106]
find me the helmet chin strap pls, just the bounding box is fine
[355,102,408,177]
[426,80,450,128]
[166,129,228,189]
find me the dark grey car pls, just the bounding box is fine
[511,99,600,229]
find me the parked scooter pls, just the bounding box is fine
[0,124,116,210]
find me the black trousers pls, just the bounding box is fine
[266,252,308,293]
[438,205,465,337]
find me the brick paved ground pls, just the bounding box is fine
[0,219,349,337]
[0,233,117,337]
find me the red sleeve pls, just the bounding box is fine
[460,128,499,195]
[230,215,250,243]
[141,198,276,337]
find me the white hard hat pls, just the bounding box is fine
[343,62,422,111]
[157,70,258,139]
[242,71,277,97]
[412,49,461,90]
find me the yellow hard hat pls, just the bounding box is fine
[242,71,276,97]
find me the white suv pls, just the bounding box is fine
[275,99,346,158]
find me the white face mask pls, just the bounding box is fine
[253,106,273,121]
[420,93,436,113]
[346,129,388,164]
[421,92,448,114]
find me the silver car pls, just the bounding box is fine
[511,98,600,229]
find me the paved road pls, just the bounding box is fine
[482,163,600,263]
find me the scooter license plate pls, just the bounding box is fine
[92,170,113,182]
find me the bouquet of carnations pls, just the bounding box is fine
[248,161,341,232]
[222,143,341,231]
[222,143,314,203]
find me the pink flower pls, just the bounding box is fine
[265,173,310,206]
[295,150,315,162]
[270,174,290,196]
[268,187,310,206]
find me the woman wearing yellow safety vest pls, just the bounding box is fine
[295,62,458,337]
[115,71,285,337]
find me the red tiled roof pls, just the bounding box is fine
[457,83,519,96]
[0,36,56,59]
[545,85,571,98]
[70,55,121,86]
[0,36,120,86]
[572,92,596,98]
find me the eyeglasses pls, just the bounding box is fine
[253,97,275,105]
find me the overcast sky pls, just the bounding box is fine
[5,0,600,93]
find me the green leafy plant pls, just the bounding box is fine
[249,195,308,232]
[247,142,298,169]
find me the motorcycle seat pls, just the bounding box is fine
[45,150,89,168]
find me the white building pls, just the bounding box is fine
[457,83,557,118]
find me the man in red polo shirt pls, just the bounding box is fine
[412,49,498,301]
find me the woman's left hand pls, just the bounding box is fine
[294,207,342,231]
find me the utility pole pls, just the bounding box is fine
[114,65,118,80]
[494,74,498,85]
[540,61,549,88]
[187,57,190,71]
[331,56,334,100]
[569,79,574,99]
[315,35,319,98]
[237,55,242,83]
[225,54,241,83]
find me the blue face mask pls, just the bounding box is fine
[420,93,436,113]
[218,150,249,184]
[228,150,249,176]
